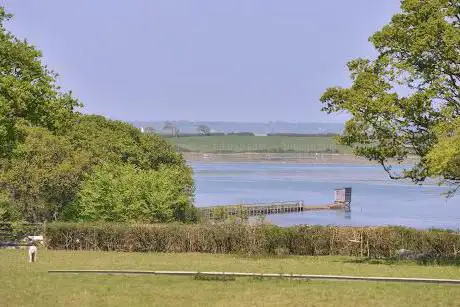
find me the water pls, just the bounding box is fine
[192,162,460,230]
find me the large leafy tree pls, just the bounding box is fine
[0,8,78,158]
[68,116,196,222]
[321,0,460,191]
[68,115,186,170]
[1,115,196,223]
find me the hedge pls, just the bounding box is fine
[43,223,460,258]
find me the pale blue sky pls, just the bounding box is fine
[3,0,400,122]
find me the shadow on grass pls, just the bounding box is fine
[343,256,460,267]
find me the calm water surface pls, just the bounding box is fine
[191,162,460,229]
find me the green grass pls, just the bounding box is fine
[166,135,351,153]
[2,250,460,306]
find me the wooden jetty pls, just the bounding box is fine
[198,187,352,220]
[198,201,346,220]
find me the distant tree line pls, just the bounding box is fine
[161,132,256,138]
[161,132,339,138]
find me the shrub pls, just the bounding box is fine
[75,164,196,223]
[44,223,460,258]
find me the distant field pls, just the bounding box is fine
[167,135,351,154]
[2,250,460,306]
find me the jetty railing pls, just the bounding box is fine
[198,188,352,220]
[197,200,348,220]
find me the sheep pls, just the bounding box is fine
[28,243,38,262]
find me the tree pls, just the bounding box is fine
[76,163,196,223]
[163,121,177,136]
[144,126,156,134]
[1,126,91,222]
[0,115,195,223]
[320,0,460,192]
[69,115,186,170]
[0,7,79,158]
[197,124,211,136]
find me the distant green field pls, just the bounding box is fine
[167,135,351,154]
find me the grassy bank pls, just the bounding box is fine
[2,250,460,306]
[166,135,351,154]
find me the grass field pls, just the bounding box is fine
[167,135,351,154]
[2,250,460,306]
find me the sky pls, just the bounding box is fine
[3,0,401,122]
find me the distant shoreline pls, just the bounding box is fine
[183,152,382,164]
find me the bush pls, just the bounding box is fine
[44,223,460,258]
[75,164,196,223]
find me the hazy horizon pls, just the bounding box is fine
[130,120,344,134]
[130,119,344,124]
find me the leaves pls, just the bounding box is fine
[0,7,79,158]
[0,115,196,223]
[426,117,460,188]
[68,115,185,170]
[1,126,91,222]
[321,0,460,190]
[76,164,195,223]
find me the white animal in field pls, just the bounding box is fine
[23,236,42,262]
[28,245,37,262]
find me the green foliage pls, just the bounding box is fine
[0,190,19,222]
[69,115,186,170]
[0,117,195,223]
[45,222,460,258]
[321,0,460,190]
[75,163,195,223]
[0,8,79,158]
[1,126,91,222]
[426,118,460,192]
